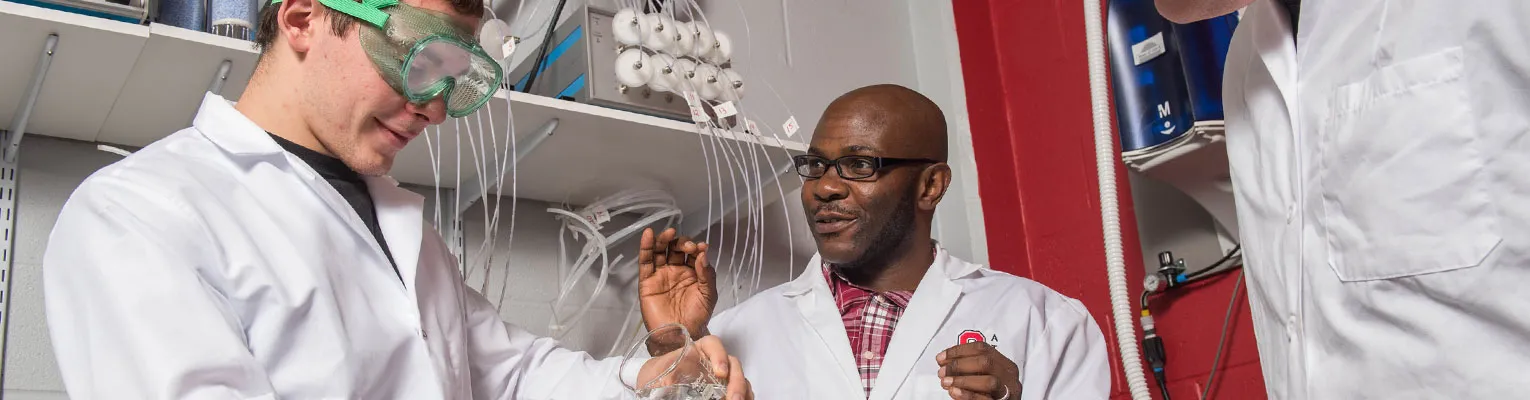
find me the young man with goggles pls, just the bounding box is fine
[40,0,753,398]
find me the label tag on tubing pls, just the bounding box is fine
[714,101,739,119]
[501,36,517,59]
[580,207,611,227]
[745,119,760,135]
[782,116,800,137]
[684,91,707,123]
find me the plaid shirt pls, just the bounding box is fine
[826,264,915,398]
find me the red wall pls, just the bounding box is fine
[949,0,1266,398]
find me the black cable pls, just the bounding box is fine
[1185,244,1242,280]
[1201,270,1244,400]
[1156,371,1172,400]
[519,0,569,93]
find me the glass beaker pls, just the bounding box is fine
[618,323,727,400]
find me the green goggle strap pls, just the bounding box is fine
[269,0,398,29]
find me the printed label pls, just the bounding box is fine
[782,116,800,137]
[745,119,760,135]
[501,37,517,58]
[714,101,739,119]
[1131,32,1166,66]
[684,91,708,123]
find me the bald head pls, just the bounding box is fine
[816,84,948,161]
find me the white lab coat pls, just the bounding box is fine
[1224,1,1530,398]
[707,247,1109,399]
[42,93,644,399]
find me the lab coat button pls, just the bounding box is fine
[1285,315,1298,340]
[1286,204,1296,224]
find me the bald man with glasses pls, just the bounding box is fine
[632,84,1110,399]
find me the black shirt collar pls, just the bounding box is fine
[266,133,363,182]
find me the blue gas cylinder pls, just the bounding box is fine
[1107,0,1195,153]
[1173,13,1239,121]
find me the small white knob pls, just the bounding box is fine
[692,23,717,58]
[611,8,648,46]
[709,31,733,64]
[674,21,696,56]
[693,63,721,100]
[718,68,744,101]
[649,53,679,92]
[672,58,699,92]
[613,47,652,88]
[641,14,676,52]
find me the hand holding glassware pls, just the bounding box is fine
[620,323,752,400]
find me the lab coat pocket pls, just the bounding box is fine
[1317,46,1501,282]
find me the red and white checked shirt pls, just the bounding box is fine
[825,264,915,398]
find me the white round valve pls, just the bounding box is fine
[613,48,652,88]
[641,14,676,52]
[673,21,696,57]
[649,53,679,92]
[707,31,733,64]
[478,19,514,67]
[611,8,648,46]
[692,63,721,100]
[718,68,744,101]
[692,23,717,58]
[672,58,699,92]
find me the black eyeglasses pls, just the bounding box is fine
[792,154,940,180]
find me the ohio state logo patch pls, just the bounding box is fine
[959,330,986,344]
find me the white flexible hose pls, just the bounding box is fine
[1082,0,1150,398]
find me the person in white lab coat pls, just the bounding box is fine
[1157,0,1530,398]
[631,84,1110,399]
[40,0,753,397]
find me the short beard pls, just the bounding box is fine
[836,186,918,276]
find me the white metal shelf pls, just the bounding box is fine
[0,2,259,145]
[0,1,150,142]
[98,23,260,146]
[392,90,808,224]
[1,1,808,224]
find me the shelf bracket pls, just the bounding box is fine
[207,60,233,95]
[4,34,60,164]
[454,118,560,214]
[0,33,50,389]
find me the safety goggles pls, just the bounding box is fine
[270,0,504,117]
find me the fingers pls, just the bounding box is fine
[667,235,689,266]
[696,249,715,287]
[639,228,657,279]
[937,342,994,366]
[940,352,996,376]
[725,355,752,400]
[656,228,677,265]
[942,375,1001,398]
[946,387,994,400]
[693,335,732,381]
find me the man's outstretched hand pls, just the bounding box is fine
[638,227,718,355]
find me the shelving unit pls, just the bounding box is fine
[0,0,807,220]
[392,89,808,231]
[0,1,150,142]
[98,23,260,146]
